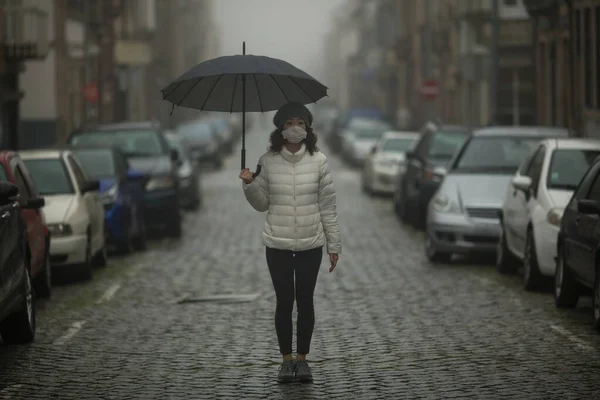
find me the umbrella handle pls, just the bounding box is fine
[252,165,262,178]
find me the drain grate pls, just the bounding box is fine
[176,292,262,304]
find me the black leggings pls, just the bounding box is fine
[266,246,323,355]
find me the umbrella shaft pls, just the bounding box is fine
[241,74,246,170]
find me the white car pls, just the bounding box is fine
[362,130,419,194]
[497,138,600,290]
[340,119,391,166]
[20,149,107,279]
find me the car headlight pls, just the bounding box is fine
[431,194,461,214]
[100,185,117,205]
[146,177,175,191]
[48,223,72,237]
[547,208,564,226]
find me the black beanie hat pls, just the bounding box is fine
[273,102,313,128]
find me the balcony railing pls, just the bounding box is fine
[0,6,49,60]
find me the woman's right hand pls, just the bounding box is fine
[239,168,255,184]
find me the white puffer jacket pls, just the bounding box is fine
[242,143,341,254]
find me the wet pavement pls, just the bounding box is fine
[1,129,600,399]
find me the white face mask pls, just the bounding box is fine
[282,125,307,143]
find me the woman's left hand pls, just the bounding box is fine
[329,253,339,273]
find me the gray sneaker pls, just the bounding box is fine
[295,360,313,382]
[277,360,295,383]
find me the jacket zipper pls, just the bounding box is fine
[293,163,297,251]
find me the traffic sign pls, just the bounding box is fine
[420,79,439,101]
[84,81,98,104]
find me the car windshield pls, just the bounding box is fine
[454,136,542,172]
[73,150,116,179]
[22,159,74,195]
[427,130,469,159]
[547,149,600,190]
[70,130,167,157]
[382,137,416,153]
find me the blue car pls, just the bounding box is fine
[71,146,147,254]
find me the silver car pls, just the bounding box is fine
[424,126,570,263]
[362,130,419,194]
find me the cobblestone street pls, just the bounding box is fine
[1,132,600,400]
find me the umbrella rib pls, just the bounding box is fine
[288,76,317,102]
[200,75,223,110]
[229,74,240,113]
[177,77,203,108]
[253,74,264,112]
[162,80,185,100]
[269,75,290,103]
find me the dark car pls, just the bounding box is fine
[71,146,148,253]
[176,120,222,169]
[68,121,182,238]
[164,131,202,210]
[555,156,600,331]
[0,182,36,344]
[0,152,51,298]
[393,123,470,229]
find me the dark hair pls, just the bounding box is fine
[268,126,319,155]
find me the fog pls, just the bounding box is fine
[214,0,346,84]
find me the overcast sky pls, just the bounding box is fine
[214,0,346,84]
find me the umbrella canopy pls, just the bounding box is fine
[161,55,328,113]
[160,42,328,171]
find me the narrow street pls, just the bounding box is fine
[1,131,600,400]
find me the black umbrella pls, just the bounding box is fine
[161,42,328,172]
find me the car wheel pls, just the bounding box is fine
[0,250,36,344]
[33,247,52,298]
[496,226,518,275]
[523,228,544,291]
[554,246,579,308]
[425,234,451,263]
[80,233,93,281]
[132,217,147,251]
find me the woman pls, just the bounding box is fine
[239,102,342,383]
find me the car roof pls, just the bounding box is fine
[472,126,570,137]
[382,131,419,140]
[74,120,161,133]
[19,149,69,160]
[542,137,600,150]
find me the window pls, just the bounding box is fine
[67,155,87,190]
[22,159,74,196]
[519,145,540,175]
[546,149,600,191]
[525,145,546,186]
[12,166,31,201]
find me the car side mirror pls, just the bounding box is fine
[21,197,45,209]
[170,149,179,163]
[577,199,600,215]
[81,180,100,193]
[511,175,532,192]
[0,182,19,204]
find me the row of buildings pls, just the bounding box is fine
[0,0,219,150]
[324,0,600,138]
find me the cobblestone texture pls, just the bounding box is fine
[1,130,600,399]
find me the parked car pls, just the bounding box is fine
[68,121,182,238]
[555,155,600,331]
[0,182,36,344]
[393,123,470,229]
[424,126,570,263]
[20,149,107,279]
[71,146,148,253]
[327,108,386,154]
[361,130,419,195]
[498,139,600,291]
[0,152,51,298]
[340,118,392,166]
[209,117,235,155]
[164,131,202,210]
[176,120,222,169]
